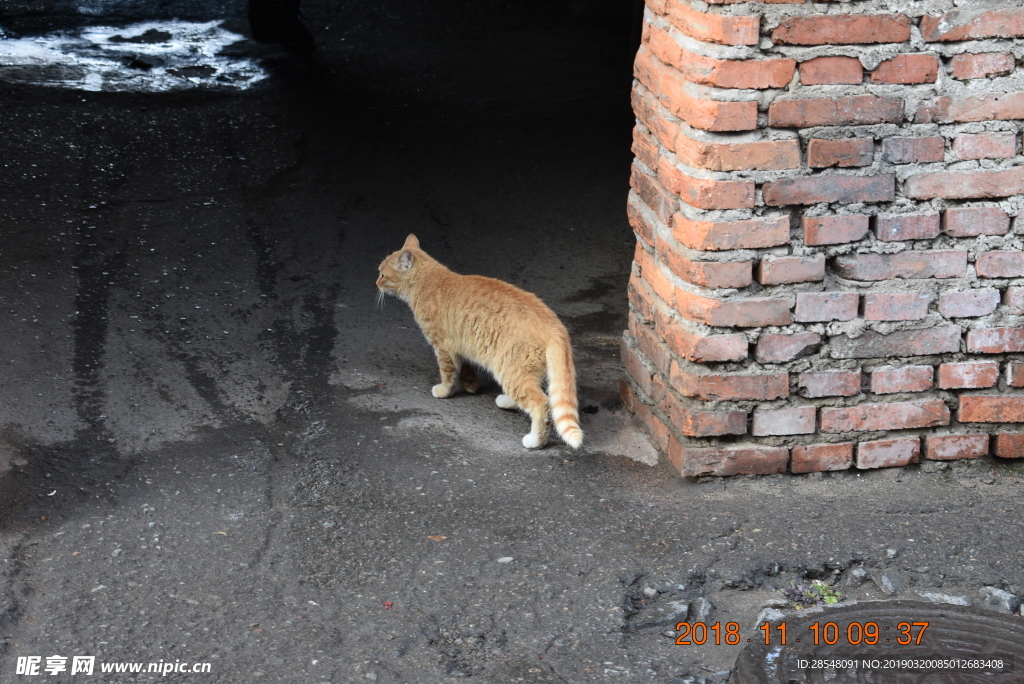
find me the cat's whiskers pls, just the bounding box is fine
[375,289,386,312]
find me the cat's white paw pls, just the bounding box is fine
[432,384,453,398]
[495,394,516,409]
[522,433,545,449]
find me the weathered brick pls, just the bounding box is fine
[794,292,859,322]
[647,25,795,89]
[663,393,748,437]
[916,93,1024,125]
[627,273,654,322]
[939,362,999,390]
[862,293,930,321]
[924,434,989,461]
[630,399,672,453]
[633,243,678,308]
[967,328,1024,354]
[831,326,962,359]
[672,364,788,401]
[634,49,758,132]
[663,0,760,46]
[994,433,1024,458]
[659,243,753,289]
[1004,288,1024,315]
[676,291,792,328]
[807,138,874,168]
[833,251,967,281]
[875,213,941,241]
[632,126,661,171]
[791,443,854,473]
[803,215,870,245]
[752,406,815,436]
[856,438,920,469]
[673,132,802,171]
[768,96,903,128]
[621,337,660,401]
[630,164,677,224]
[870,365,934,394]
[870,54,938,84]
[626,193,658,248]
[977,251,1024,278]
[959,395,1024,423]
[670,441,789,477]
[953,132,1016,160]
[772,14,911,45]
[1008,362,1024,388]
[799,369,861,398]
[950,52,1015,80]
[821,400,949,433]
[630,314,673,375]
[672,214,790,251]
[920,8,1024,42]
[942,206,1010,237]
[656,158,755,210]
[881,136,945,164]
[755,332,821,363]
[757,254,825,285]
[655,311,749,362]
[798,56,862,85]
[938,288,1000,318]
[764,175,895,206]
[631,84,683,150]
[906,166,1024,200]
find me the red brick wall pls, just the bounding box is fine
[622,0,1024,477]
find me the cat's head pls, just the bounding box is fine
[376,234,422,299]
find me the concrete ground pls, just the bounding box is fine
[2,2,1024,682]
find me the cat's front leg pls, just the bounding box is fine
[431,348,459,398]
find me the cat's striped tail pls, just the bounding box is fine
[546,338,583,449]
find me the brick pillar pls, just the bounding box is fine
[622,0,1024,477]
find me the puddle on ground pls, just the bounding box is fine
[0,20,266,91]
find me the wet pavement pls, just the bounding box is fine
[2,2,1024,683]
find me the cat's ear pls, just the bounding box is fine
[396,250,414,271]
[403,234,420,249]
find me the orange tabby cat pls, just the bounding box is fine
[376,234,583,450]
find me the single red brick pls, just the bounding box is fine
[791,443,854,473]
[953,132,1016,160]
[670,441,789,477]
[833,251,967,281]
[904,165,1024,199]
[673,132,802,172]
[942,206,1010,237]
[938,362,1000,390]
[881,136,945,164]
[977,251,1024,278]
[672,364,788,401]
[757,254,825,285]
[768,95,903,128]
[938,288,1000,318]
[626,194,657,249]
[663,393,748,437]
[772,14,911,45]
[647,25,795,89]
[798,369,861,398]
[870,365,934,394]
[632,126,661,171]
[627,274,654,323]
[794,292,859,322]
[764,176,895,206]
[803,215,870,245]
[654,309,749,362]
[621,337,659,401]
[920,8,1024,42]
[799,56,863,85]
[856,438,920,469]
[994,433,1024,458]
[916,93,1024,125]
[672,214,791,251]
[966,328,1024,354]
[875,213,941,241]
[821,400,950,433]
[924,434,989,461]
[631,400,672,453]
[663,0,760,46]
[862,293,931,321]
[807,138,874,168]
[831,327,961,359]
[659,242,753,289]
[870,54,938,84]
[959,395,1024,423]
[1004,288,1024,314]
[1008,362,1024,388]
[632,83,684,150]
[755,332,821,363]
[633,243,678,308]
[629,315,673,375]
[676,291,792,328]
[630,164,677,224]
[656,157,755,210]
[950,52,1015,80]
[752,406,816,436]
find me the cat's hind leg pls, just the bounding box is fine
[431,348,459,398]
[506,375,550,449]
[459,362,479,394]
